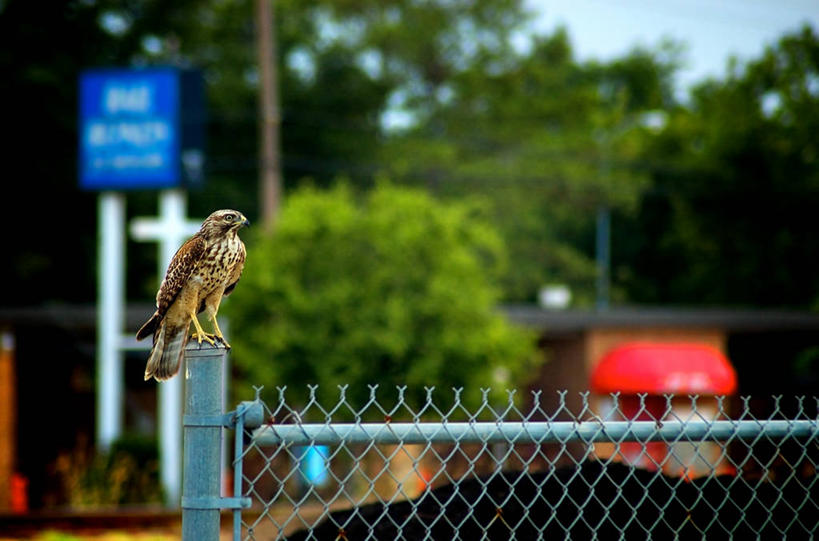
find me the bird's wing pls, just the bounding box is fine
[156,234,206,316]
[223,240,247,296]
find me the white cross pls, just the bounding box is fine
[131,190,202,277]
[129,189,201,507]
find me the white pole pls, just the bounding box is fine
[96,192,125,450]
[158,189,186,506]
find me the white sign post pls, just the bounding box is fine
[96,192,126,451]
[131,189,201,506]
[82,67,207,508]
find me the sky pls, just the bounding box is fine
[528,0,819,97]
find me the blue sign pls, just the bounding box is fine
[79,67,204,190]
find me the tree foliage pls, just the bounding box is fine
[616,25,819,307]
[3,0,818,311]
[382,30,680,303]
[120,0,530,198]
[225,183,537,411]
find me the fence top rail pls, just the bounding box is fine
[250,419,818,446]
[252,386,819,422]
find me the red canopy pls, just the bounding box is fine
[590,342,737,395]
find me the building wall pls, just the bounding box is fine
[534,327,729,402]
[531,335,589,417]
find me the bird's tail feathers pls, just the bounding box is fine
[144,322,189,381]
[136,312,162,341]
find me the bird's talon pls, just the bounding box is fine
[191,331,217,346]
[212,335,232,349]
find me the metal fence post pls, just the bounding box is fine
[181,341,226,540]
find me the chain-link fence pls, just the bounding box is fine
[178,347,818,540]
[232,385,818,540]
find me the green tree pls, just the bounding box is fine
[14,1,815,311]
[225,183,537,413]
[616,25,819,307]
[129,0,531,204]
[382,29,680,303]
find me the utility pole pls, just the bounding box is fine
[595,126,612,311]
[595,205,610,311]
[256,0,282,231]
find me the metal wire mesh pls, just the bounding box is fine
[233,387,818,540]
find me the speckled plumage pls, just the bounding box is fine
[137,209,249,381]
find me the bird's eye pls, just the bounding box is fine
[225,214,234,222]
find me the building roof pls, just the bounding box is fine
[503,305,819,335]
[0,303,155,332]
[3,303,819,335]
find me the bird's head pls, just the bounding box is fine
[201,209,250,238]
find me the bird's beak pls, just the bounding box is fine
[241,218,250,228]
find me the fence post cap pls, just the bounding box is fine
[184,340,229,358]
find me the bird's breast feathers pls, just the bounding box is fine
[191,235,245,291]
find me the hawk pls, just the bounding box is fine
[137,209,249,381]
